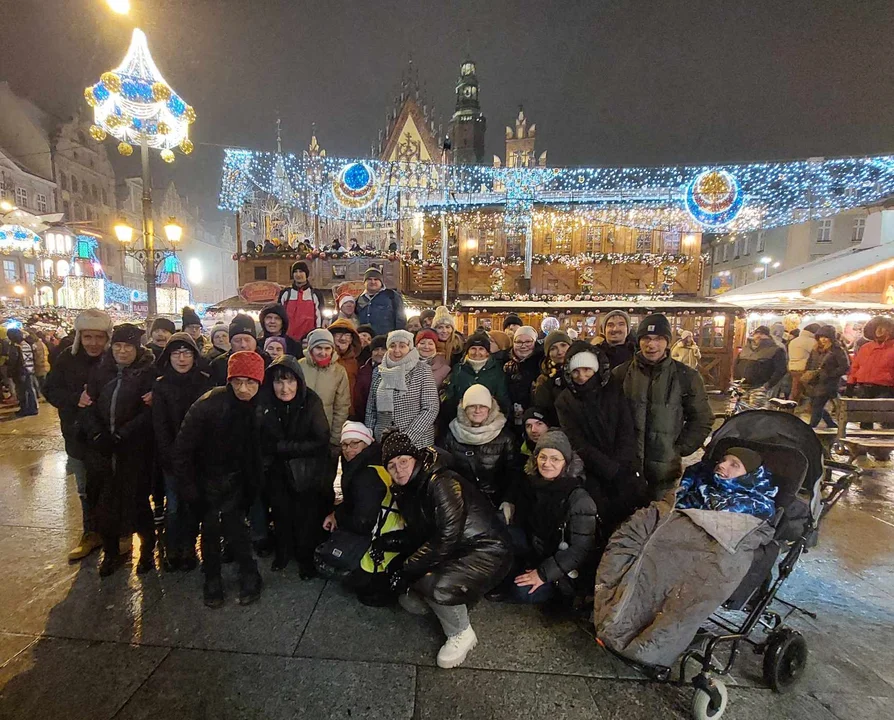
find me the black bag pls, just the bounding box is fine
[314,530,370,577]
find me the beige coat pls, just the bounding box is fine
[299,356,351,446]
[670,340,701,370]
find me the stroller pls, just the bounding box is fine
[593,410,859,720]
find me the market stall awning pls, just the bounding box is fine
[455,298,741,313]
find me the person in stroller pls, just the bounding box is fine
[676,447,778,520]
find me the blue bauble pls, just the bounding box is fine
[343,163,371,191]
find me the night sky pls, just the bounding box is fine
[3,0,893,225]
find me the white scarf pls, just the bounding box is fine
[376,348,420,413]
[449,402,507,445]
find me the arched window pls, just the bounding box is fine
[60,172,68,191]
[71,176,79,193]
[101,188,108,206]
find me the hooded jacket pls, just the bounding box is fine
[504,344,544,424]
[356,286,406,337]
[43,345,105,459]
[276,282,326,343]
[378,448,512,605]
[299,352,351,447]
[613,351,713,494]
[555,342,647,529]
[259,303,303,357]
[734,337,787,388]
[260,355,331,498]
[805,343,850,398]
[328,318,363,409]
[335,441,388,536]
[848,337,894,388]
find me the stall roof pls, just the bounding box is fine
[455,298,741,312]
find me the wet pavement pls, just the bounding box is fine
[1,406,893,719]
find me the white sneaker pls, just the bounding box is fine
[436,626,478,669]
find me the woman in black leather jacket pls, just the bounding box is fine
[373,432,512,669]
[441,383,522,515]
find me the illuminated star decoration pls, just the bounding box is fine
[84,28,195,162]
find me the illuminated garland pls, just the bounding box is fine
[233,249,405,262]
[468,252,693,267]
[461,292,677,305]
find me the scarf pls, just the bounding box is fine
[676,460,777,519]
[448,402,507,445]
[376,348,420,414]
[465,357,488,373]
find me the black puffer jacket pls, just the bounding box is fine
[152,364,213,475]
[531,357,568,425]
[335,441,387,536]
[259,355,331,499]
[441,404,522,506]
[504,346,544,426]
[555,342,648,529]
[735,338,787,389]
[171,385,264,512]
[43,345,103,459]
[515,454,601,596]
[259,303,303,357]
[597,336,637,369]
[805,344,850,398]
[380,448,513,605]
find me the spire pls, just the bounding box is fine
[276,117,282,153]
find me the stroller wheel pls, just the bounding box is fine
[763,629,808,692]
[691,677,728,720]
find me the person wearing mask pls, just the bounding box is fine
[613,313,713,501]
[299,329,351,478]
[366,330,440,448]
[432,306,464,366]
[490,430,600,606]
[260,303,302,357]
[733,325,788,408]
[443,330,511,421]
[44,309,113,562]
[205,323,230,361]
[442,384,522,513]
[276,261,326,344]
[5,328,38,417]
[356,324,375,365]
[146,317,176,361]
[353,334,387,422]
[356,267,406,337]
[556,343,645,530]
[152,332,213,570]
[172,351,265,607]
[80,324,157,577]
[335,293,359,328]
[787,323,819,403]
[181,307,207,355]
[502,314,523,337]
[260,355,330,576]
[670,330,701,370]
[520,407,550,457]
[802,325,850,429]
[329,319,363,411]
[371,432,512,668]
[415,328,451,387]
[503,326,543,433]
[593,310,637,369]
[264,336,288,360]
[210,314,270,386]
[531,329,572,423]
[420,309,436,329]
[847,316,894,423]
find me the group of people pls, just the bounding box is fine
[0,324,56,417]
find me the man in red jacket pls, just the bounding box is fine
[276,261,326,344]
[848,316,894,428]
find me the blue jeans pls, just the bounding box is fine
[809,394,837,428]
[67,456,92,533]
[14,375,38,415]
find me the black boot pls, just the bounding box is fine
[203,576,225,608]
[271,554,288,572]
[237,571,263,606]
[136,534,155,574]
[298,561,317,581]
[99,551,123,577]
[181,548,198,572]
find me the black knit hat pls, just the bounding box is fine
[724,446,762,474]
[357,324,375,337]
[464,329,492,354]
[522,407,549,425]
[381,431,419,466]
[229,313,257,340]
[150,317,176,335]
[290,260,310,277]
[503,313,523,330]
[370,334,388,351]
[803,323,821,334]
[112,323,145,347]
[814,325,838,342]
[753,325,772,337]
[636,313,673,343]
[181,306,201,328]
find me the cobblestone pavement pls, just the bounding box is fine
[0,406,892,719]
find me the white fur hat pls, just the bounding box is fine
[72,309,112,353]
[567,350,600,373]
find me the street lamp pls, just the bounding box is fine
[163,217,183,243]
[106,0,130,13]
[85,28,195,319]
[114,220,134,244]
[0,200,14,213]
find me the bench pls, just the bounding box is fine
[836,398,894,461]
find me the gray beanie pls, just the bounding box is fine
[533,430,573,464]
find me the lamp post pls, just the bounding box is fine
[115,216,183,309]
[85,28,195,318]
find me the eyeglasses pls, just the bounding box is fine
[387,456,414,471]
[513,339,534,346]
[340,440,365,450]
[169,349,194,358]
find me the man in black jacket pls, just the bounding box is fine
[44,309,113,562]
[209,313,270,386]
[259,303,303,357]
[734,325,788,407]
[594,310,637,369]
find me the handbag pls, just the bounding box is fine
[314,530,370,576]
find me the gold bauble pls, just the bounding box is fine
[118,142,134,157]
[184,105,197,124]
[160,149,175,164]
[151,82,171,102]
[179,138,194,155]
[84,86,98,107]
[157,121,170,135]
[698,171,730,196]
[89,125,107,142]
[100,72,121,94]
[105,114,122,129]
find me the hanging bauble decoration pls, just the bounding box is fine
[157,121,171,135]
[685,169,744,227]
[84,86,98,107]
[332,161,379,210]
[151,82,171,102]
[179,138,194,155]
[184,105,197,124]
[160,149,175,163]
[117,142,133,156]
[100,72,122,94]
[89,125,107,142]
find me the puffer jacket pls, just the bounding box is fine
[787,330,816,372]
[613,352,713,495]
[379,448,512,605]
[443,356,511,418]
[515,454,601,595]
[531,357,568,424]
[594,336,637,369]
[734,338,787,388]
[334,441,387,536]
[44,345,104,459]
[259,303,303,357]
[328,318,362,411]
[504,346,544,427]
[356,288,406,337]
[31,338,50,376]
[260,355,331,499]
[152,363,214,474]
[441,403,522,506]
[556,343,647,529]
[849,338,894,387]
[805,344,850,398]
[299,354,351,447]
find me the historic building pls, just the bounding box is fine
[448,59,486,165]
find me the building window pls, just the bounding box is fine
[722,242,729,262]
[635,230,652,253]
[585,226,603,253]
[60,172,68,191]
[506,234,521,257]
[63,200,71,218]
[91,184,98,202]
[36,193,48,213]
[816,219,833,243]
[742,235,750,256]
[101,188,108,206]
[3,260,17,281]
[124,255,141,274]
[663,231,681,254]
[15,187,27,207]
[756,230,765,253]
[24,263,36,285]
[477,230,496,256]
[254,265,268,281]
[852,217,865,243]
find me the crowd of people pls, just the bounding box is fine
[19,263,894,668]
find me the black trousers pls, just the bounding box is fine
[269,481,327,564]
[201,500,257,579]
